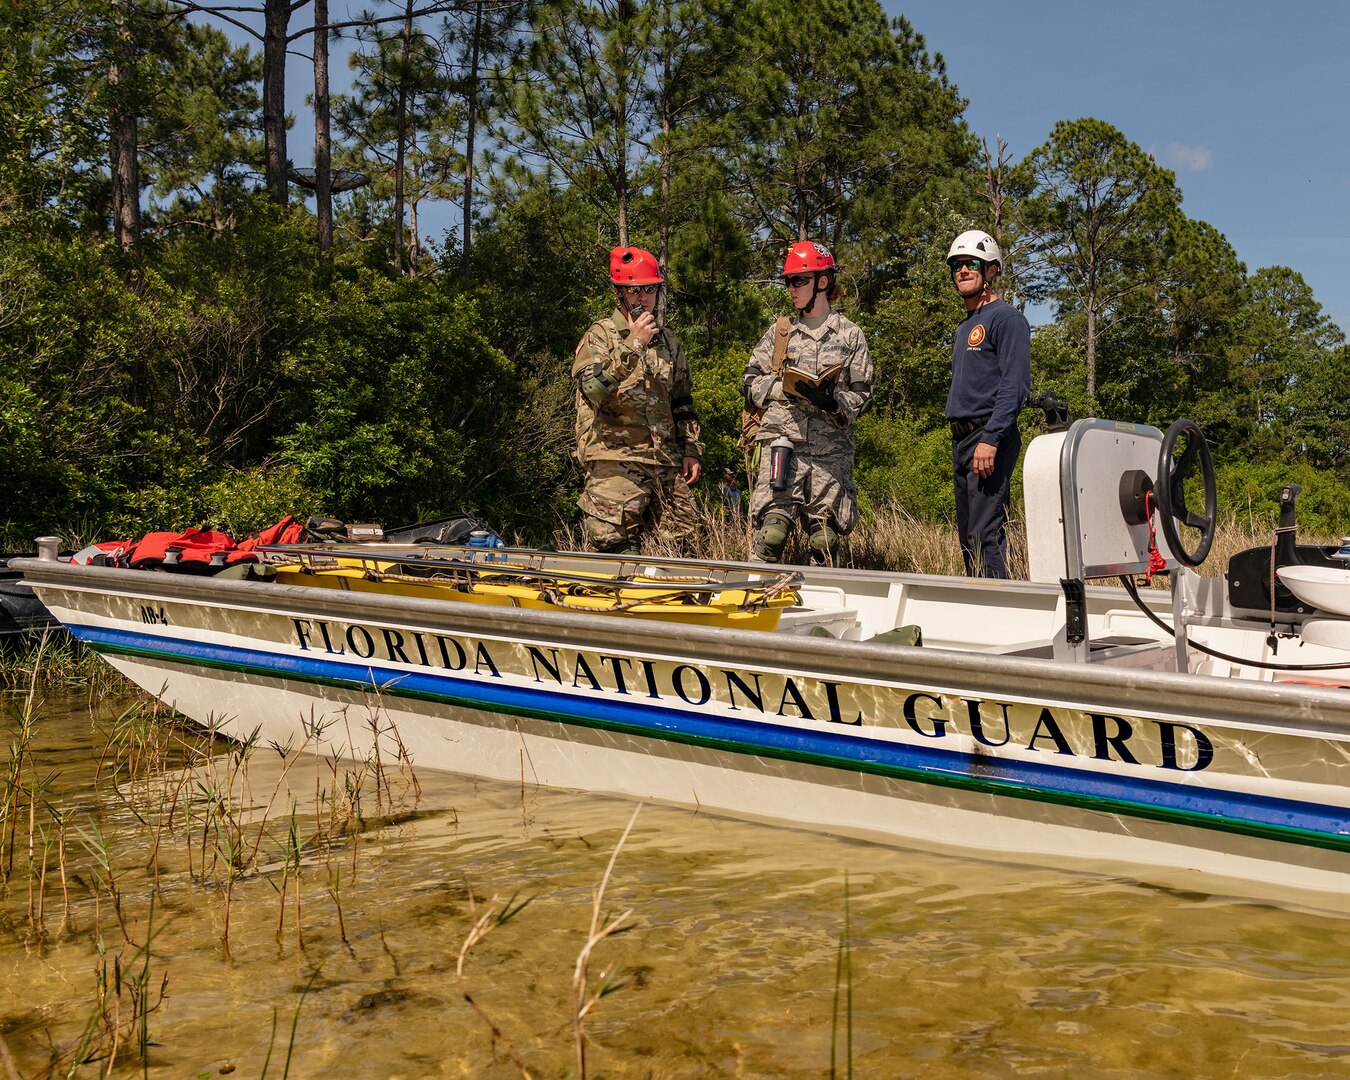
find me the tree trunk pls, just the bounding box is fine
[314,0,332,259]
[109,1,140,258]
[982,135,1005,233]
[1086,292,1098,403]
[108,65,140,256]
[614,0,631,247]
[982,135,1014,300]
[829,166,843,248]
[391,1,412,273]
[461,0,483,278]
[657,42,672,322]
[263,0,290,203]
[408,133,421,275]
[793,159,807,240]
[614,97,628,249]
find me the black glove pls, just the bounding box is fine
[796,379,838,413]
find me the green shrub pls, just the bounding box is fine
[853,414,955,523]
[200,464,323,538]
[1216,459,1350,538]
[692,345,754,481]
[277,271,518,525]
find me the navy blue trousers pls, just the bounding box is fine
[952,427,1020,578]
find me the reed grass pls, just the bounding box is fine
[830,871,854,1080]
[258,967,319,1080]
[56,898,168,1077]
[456,890,536,1078]
[0,630,123,698]
[450,803,643,1080]
[571,802,641,1080]
[567,495,1331,589]
[0,630,432,1073]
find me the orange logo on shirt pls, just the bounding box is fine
[967,324,986,347]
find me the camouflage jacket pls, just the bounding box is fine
[573,310,703,466]
[742,311,873,453]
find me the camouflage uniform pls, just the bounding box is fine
[743,312,872,561]
[574,309,703,552]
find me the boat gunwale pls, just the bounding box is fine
[15,557,1350,738]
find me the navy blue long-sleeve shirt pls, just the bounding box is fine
[944,299,1031,448]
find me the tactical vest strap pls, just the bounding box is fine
[739,317,793,451]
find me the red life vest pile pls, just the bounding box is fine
[72,515,306,573]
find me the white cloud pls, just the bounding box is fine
[1158,142,1214,172]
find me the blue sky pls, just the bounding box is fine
[217,1,1347,334]
[893,0,1349,333]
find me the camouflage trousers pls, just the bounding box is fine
[748,444,858,535]
[579,459,696,552]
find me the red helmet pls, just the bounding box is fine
[609,246,664,286]
[782,241,835,277]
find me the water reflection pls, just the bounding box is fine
[1,694,1349,1078]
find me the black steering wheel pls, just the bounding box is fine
[1155,419,1217,567]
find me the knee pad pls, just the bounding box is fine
[752,512,794,562]
[808,522,839,565]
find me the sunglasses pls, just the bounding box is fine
[621,284,659,295]
[949,257,985,272]
[783,275,814,288]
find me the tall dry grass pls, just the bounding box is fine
[557,496,1332,584]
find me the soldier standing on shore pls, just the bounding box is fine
[944,230,1030,578]
[573,246,703,554]
[742,241,872,566]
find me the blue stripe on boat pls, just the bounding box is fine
[72,624,1350,847]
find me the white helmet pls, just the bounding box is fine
[947,230,1001,266]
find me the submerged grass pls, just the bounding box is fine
[0,642,674,1077]
[0,647,430,1073]
[830,872,854,1080]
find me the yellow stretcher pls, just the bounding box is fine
[268,554,801,631]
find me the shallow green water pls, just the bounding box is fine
[2,694,1349,1078]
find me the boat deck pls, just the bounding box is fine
[769,573,1179,671]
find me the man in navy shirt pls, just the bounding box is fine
[944,230,1030,578]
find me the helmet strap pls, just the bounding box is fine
[796,273,831,315]
[951,264,997,299]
